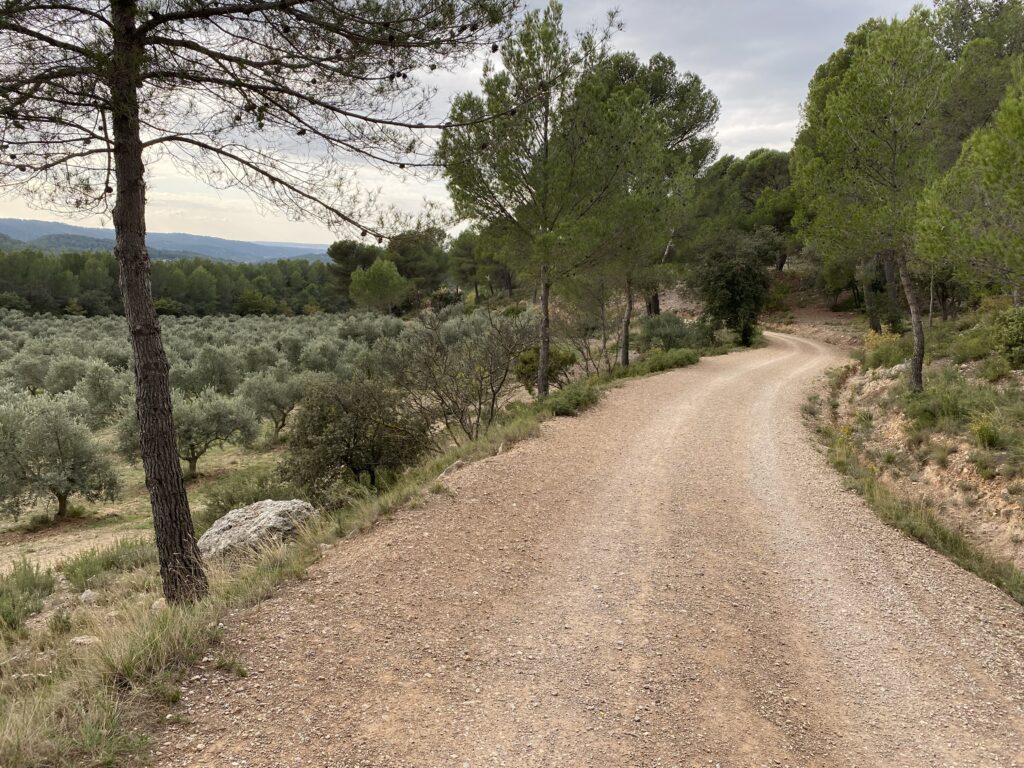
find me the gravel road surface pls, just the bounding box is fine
[155,333,1024,768]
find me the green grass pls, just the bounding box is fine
[0,559,56,637]
[823,424,1024,606]
[61,538,158,592]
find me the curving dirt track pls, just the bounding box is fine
[156,333,1024,768]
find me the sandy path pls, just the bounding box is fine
[155,333,1024,767]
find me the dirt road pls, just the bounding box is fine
[156,333,1024,768]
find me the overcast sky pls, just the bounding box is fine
[0,0,917,245]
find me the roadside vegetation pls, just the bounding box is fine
[808,303,1024,603]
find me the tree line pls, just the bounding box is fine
[791,0,1024,390]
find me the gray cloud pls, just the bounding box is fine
[0,0,918,243]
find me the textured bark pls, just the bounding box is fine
[894,252,925,392]
[111,0,208,602]
[537,267,551,398]
[881,254,904,332]
[56,493,68,518]
[645,292,660,316]
[620,278,633,369]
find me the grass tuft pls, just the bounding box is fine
[822,424,1024,606]
[61,538,158,592]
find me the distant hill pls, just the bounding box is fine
[0,218,330,263]
[26,233,207,262]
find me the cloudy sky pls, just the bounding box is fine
[0,0,917,245]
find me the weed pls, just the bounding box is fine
[0,559,56,636]
[864,331,910,369]
[47,608,72,636]
[980,355,1012,383]
[970,414,1007,450]
[213,654,248,678]
[972,451,999,480]
[61,538,158,592]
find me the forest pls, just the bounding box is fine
[0,0,1022,764]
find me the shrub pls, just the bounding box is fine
[62,539,158,592]
[514,345,578,395]
[899,368,987,431]
[864,331,911,369]
[385,309,534,443]
[970,414,1007,450]
[283,373,432,496]
[196,466,302,535]
[639,314,715,352]
[980,355,1012,382]
[631,348,700,375]
[949,329,994,364]
[0,559,56,635]
[539,379,602,417]
[994,307,1024,368]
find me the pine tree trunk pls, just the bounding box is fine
[537,266,551,398]
[111,0,208,603]
[56,493,68,518]
[620,278,633,369]
[645,292,660,316]
[861,264,882,333]
[882,254,904,332]
[894,252,925,392]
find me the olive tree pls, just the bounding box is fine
[385,308,534,443]
[238,368,308,442]
[119,389,258,479]
[0,391,120,519]
[0,0,515,601]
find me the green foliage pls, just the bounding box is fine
[899,367,988,431]
[863,331,912,369]
[0,559,56,636]
[0,249,339,317]
[514,345,578,395]
[538,378,602,417]
[195,466,302,535]
[628,347,700,375]
[284,373,432,496]
[383,308,535,443]
[62,539,159,592]
[994,306,1024,367]
[689,236,770,346]
[117,388,257,479]
[970,413,1007,449]
[349,258,411,314]
[639,314,715,352]
[916,64,1024,298]
[238,368,308,441]
[980,354,1012,382]
[0,391,119,518]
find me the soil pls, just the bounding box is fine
[154,333,1024,767]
